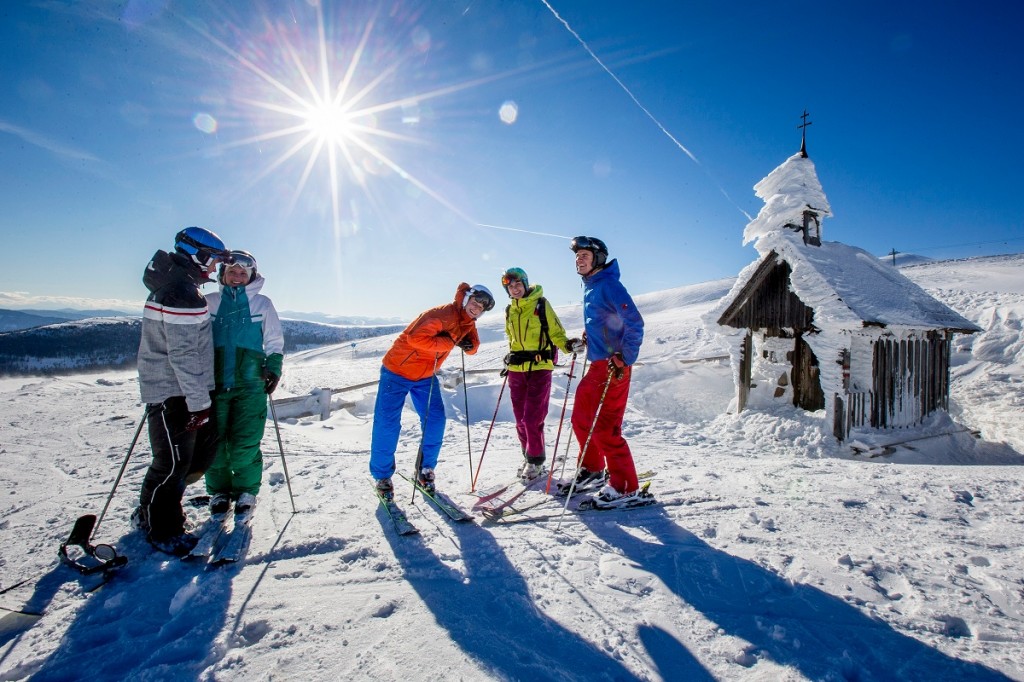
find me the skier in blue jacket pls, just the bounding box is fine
[565,236,648,507]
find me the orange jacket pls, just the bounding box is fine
[382,282,480,381]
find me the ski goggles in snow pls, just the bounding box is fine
[58,514,128,576]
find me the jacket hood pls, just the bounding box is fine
[143,250,205,294]
[453,282,474,322]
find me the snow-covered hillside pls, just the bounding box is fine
[1,255,1022,681]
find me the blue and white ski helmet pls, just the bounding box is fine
[174,226,228,268]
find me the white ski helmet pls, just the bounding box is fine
[218,250,258,285]
[463,284,495,312]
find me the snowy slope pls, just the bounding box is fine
[1,256,1022,681]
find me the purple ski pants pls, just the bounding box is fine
[508,369,552,462]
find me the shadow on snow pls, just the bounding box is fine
[381,503,683,681]
[580,506,1012,681]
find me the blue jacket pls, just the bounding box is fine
[581,259,644,365]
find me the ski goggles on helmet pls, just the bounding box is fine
[224,253,256,274]
[226,252,256,269]
[501,270,525,287]
[570,235,599,252]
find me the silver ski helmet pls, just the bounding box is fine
[174,227,228,269]
[463,284,495,312]
[218,250,258,285]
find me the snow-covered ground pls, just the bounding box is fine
[1,254,1022,681]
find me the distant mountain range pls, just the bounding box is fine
[0,307,405,334]
[0,309,71,332]
[0,316,403,376]
[278,311,405,326]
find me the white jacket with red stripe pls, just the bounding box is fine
[137,250,216,412]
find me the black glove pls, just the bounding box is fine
[264,370,281,395]
[566,337,585,354]
[609,352,626,380]
[457,336,475,352]
[185,407,211,432]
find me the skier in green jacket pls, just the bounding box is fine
[204,250,284,516]
[501,267,581,480]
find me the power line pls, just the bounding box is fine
[892,236,1024,255]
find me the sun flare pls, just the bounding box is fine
[183,2,537,244]
[303,102,359,144]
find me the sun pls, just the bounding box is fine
[184,2,534,243]
[184,4,458,239]
[303,102,357,145]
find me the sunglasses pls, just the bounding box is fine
[501,273,523,286]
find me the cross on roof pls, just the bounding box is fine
[798,109,813,157]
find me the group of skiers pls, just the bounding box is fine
[369,235,649,510]
[135,227,283,555]
[134,227,645,556]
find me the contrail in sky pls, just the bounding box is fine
[0,119,100,162]
[538,1,754,222]
[475,223,569,239]
[539,0,699,164]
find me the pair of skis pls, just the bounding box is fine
[372,474,474,536]
[472,469,552,517]
[479,471,658,521]
[185,505,255,565]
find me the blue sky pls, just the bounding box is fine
[1,0,1021,319]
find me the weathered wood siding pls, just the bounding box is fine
[719,259,815,334]
[836,332,952,438]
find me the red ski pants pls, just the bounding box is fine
[570,359,639,494]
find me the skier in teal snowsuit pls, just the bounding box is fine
[204,250,284,515]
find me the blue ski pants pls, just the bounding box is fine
[369,365,446,481]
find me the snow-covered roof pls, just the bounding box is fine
[725,149,980,333]
[743,152,831,245]
[738,231,981,332]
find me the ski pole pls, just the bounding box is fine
[411,354,442,502]
[545,353,577,494]
[556,363,614,530]
[471,370,508,492]
[93,405,150,539]
[268,397,297,514]
[553,356,587,485]
[461,350,475,487]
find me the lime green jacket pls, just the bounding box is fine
[504,284,572,372]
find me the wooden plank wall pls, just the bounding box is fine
[866,333,950,429]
